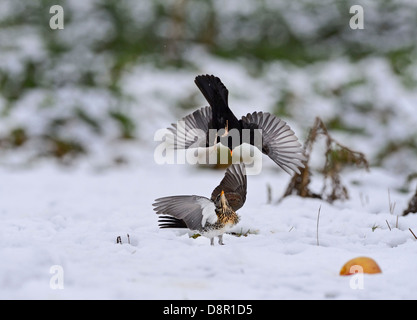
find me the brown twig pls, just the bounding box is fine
[409,228,417,240]
[266,183,272,204]
[282,117,368,203]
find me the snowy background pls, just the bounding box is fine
[1,0,417,299]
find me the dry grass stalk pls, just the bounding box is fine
[316,205,322,246]
[283,117,369,203]
[403,186,417,216]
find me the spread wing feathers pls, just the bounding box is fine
[194,74,229,109]
[211,163,247,211]
[167,106,212,149]
[241,112,306,175]
[152,195,217,231]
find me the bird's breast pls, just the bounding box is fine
[217,210,240,227]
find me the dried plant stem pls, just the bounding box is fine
[403,186,417,216]
[316,205,322,246]
[266,183,272,204]
[409,228,417,240]
[282,117,368,203]
[388,189,396,214]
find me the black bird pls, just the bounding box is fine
[153,163,247,245]
[168,74,306,174]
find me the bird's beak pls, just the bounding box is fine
[220,190,227,208]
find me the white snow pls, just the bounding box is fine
[1,53,417,300]
[1,154,417,300]
[1,0,417,301]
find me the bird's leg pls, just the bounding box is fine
[207,132,219,159]
[218,235,224,245]
[221,120,229,137]
[210,238,214,246]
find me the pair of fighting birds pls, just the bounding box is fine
[153,75,305,245]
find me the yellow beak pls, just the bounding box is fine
[220,190,227,208]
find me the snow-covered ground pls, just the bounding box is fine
[1,151,417,300]
[1,54,416,300]
[1,0,417,301]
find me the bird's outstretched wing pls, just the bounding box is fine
[153,195,217,231]
[241,112,306,175]
[167,106,212,149]
[211,163,247,211]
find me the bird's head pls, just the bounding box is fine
[215,190,230,211]
[220,190,228,208]
[216,190,236,217]
[215,190,236,218]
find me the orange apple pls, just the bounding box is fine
[340,256,382,276]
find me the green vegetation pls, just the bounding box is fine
[1,0,416,169]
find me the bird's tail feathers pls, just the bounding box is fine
[158,215,188,229]
[194,74,229,109]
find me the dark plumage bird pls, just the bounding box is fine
[168,74,306,174]
[153,163,247,245]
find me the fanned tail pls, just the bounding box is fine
[158,215,188,229]
[194,74,229,110]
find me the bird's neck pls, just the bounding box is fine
[212,105,240,129]
[217,208,240,226]
[216,205,235,216]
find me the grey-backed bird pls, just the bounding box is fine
[168,74,306,175]
[153,163,247,245]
